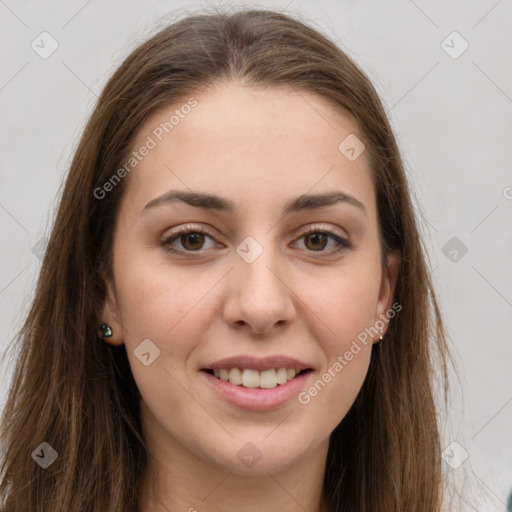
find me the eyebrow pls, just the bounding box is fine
[141,189,366,216]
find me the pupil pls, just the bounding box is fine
[306,233,327,250]
[183,233,204,250]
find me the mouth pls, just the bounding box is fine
[200,366,314,411]
[200,355,315,409]
[201,367,313,390]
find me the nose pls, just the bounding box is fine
[223,246,296,335]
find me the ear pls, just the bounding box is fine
[95,271,124,346]
[374,252,401,342]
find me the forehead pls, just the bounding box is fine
[121,81,375,218]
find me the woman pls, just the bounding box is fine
[0,8,451,511]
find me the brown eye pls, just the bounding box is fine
[180,232,205,251]
[304,232,328,251]
[162,226,218,255]
[292,228,351,255]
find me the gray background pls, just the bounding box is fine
[1,0,511,509]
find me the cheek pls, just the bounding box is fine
[112,253,224,394]
[113,246,206,336]
[301,262,382,346]
[294,263,380,410]
[114,260,211,418]
[296,286,376,424]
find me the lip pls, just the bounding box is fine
[201,369,313,411]
[202,355,312,372]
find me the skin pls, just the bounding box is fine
[98,81,400,512]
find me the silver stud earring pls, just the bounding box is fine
[99,324,113,338]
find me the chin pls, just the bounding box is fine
[198,432,318,476]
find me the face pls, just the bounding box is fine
[99,81,400,475]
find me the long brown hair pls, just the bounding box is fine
[0,8,452,511]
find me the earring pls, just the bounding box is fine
[379,327,384,341]
[99,324,113,339]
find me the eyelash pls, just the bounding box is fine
[161,224,351,257]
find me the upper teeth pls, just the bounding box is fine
[212,368,300,388]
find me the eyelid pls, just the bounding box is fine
[296,223,349,240]
[162,223,213,239]
[161,223,219,246]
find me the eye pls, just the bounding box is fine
[292,226,351,255]
[162,225,219,254]
[161,224,351,256]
